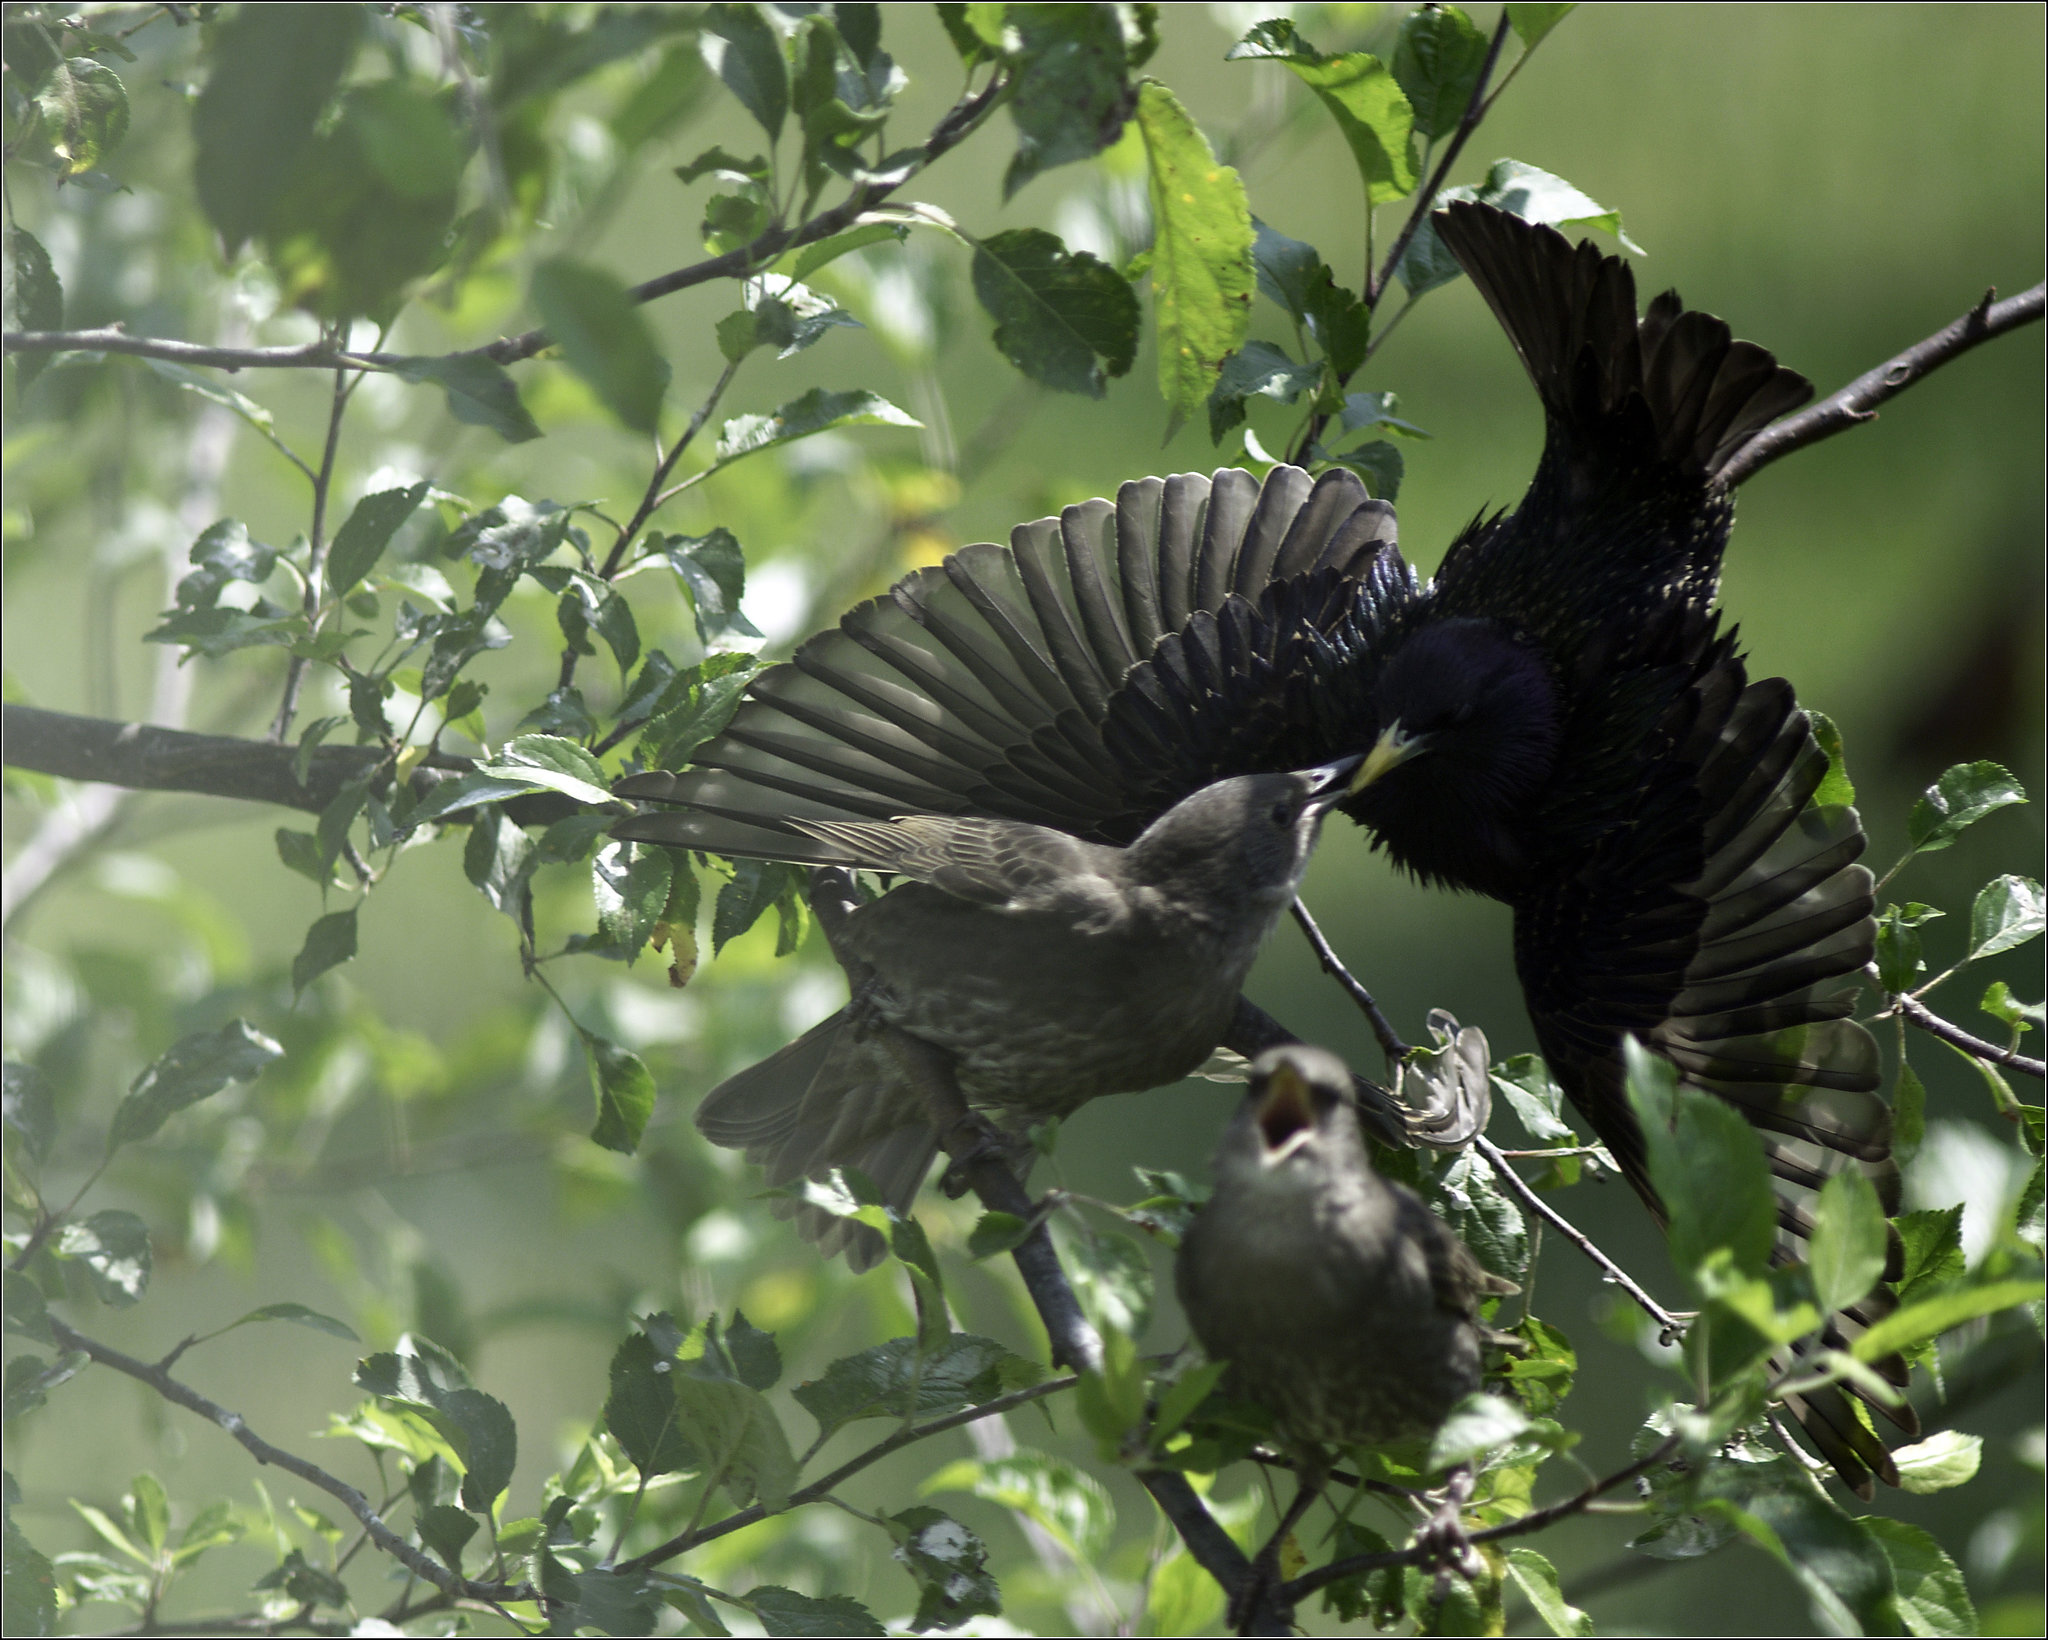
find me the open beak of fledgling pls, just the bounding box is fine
[1255,1060,1319,1165]
[1301,752,1367,814]
[1350,721,1429,794]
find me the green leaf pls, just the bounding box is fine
[1419,1147,1527,1283]
[592,842,672,963]
[1908,760,2026,854]
[1136,81,1254,440]
[325,482,429,601]
[747,1586,886,1638]
[1325,438,1404,500]
[1876,902,1945,993]
[479,734,617,806]
[1980,979,2045,1031]
[1504,4,1577,48]
[3,1062,56,1167]
[1427,1391,1530,1470]
[603,1328,699,1478]
[4,1351,87,1421]
[531,258,667,434]
[1891,1430,1982,1496]
[36,54,128,177]
[1338,389,1430,440]
[1715,1484,1898,1637]
[1851,1279,2045,1362]
[1393,4,1491,141]
[7,228,63,394]
[724,1309,782,1391]
[971,227,1140,398]
[355,1338,518,1513]
[402,772,533,828]
[291,908,358,998]
[1807,710,1856,808]
[658,529,760,648]
[1432,157,1643,252]
[671,1374,795,1512]
[713,859,800,953]
[1808,1170,1888,1315]
[923,1449,1113,1562]
[1249,220,1369,376]
[584,1033,654,1155]
[55,1210,151,1307]
[1505,1546,1592,1637]
[464,808,535,923]
[1893,1206,1965,1307]
[640,654,759,768]
[388,354,542,443]
[967,1210,1030,1260]
[1228,21,1418,204]
[169,1499,244,1570]
[3,1488,58,1634]
[714,387,920,461]
[1064,1228,1153,1339]
[1968,874,2044,960]
[143,606,306,658]
[783,220,909,282]
[4,1272,54,1347]
[700,3,789,141]
[416,1503,476,1574]
[1075,1328,1148,1459]
[1001,4,1134,199]
[1894,1055,1928,1169]
[1207,340,1322,442]
[108,1020,283,1153]
[1489,1054,1578,1143]
[794,1334,1015,1442]
[192,3,362,251]
[1859,1517,1976,1637]
[889,1507,1002,1633]
[1625,1040,1775,1285]
[225,1302,358,1343]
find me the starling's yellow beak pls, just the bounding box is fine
[1255,1062,1316,1161]
[1350,721,1427,793]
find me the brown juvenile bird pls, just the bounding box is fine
[699,760,1361,1266]
[1177,1044,1515,1451]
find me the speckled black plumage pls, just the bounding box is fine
[615,205,1907,1490]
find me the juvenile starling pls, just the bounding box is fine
[615,206,1907,1486]
[696,760,1360,1266]
[1178,1045,1514,1452]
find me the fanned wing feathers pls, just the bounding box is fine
[614,467,1400,855]
[786,814,1121,913]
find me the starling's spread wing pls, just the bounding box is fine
[1427,204,1812,653]
[785,814,1120,913]
[612,467,1399,859]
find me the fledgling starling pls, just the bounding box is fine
[1178,1045,1514,1452]
[696,760,1360,1267]
[614,206,1908,1488]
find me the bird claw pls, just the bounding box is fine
[937,1110,1030,1196]
[1413,1466,1483,1583]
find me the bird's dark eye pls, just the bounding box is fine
[1270,800,1292,827]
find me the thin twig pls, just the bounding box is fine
[1887,992,2044,1080]
[1290,897,1412,1062]
[271,358,356,743]
[1716,283,2046,488]
[620,1372,1077,1572]
[1,72,1011,375]
[44,1316,533,1607]
[1475,1137,1685,1335]
[1278,1434,1684,1603]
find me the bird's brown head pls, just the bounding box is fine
[1213,1043,1371,1195]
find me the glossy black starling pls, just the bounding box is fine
[694,760,1360,1267]
[1178,1045,1513,1451]
[615,206,1908,1486]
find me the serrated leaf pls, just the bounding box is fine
[4,1271,54,1346]
[1807,710,1856,808]
[1229,21,1417,203]
[388,353,542,442]
[1625,1040,1775,1286]
[1504,4,1576,48]
[971,227,1140,398]
[746,1586,886,1638]
[584,1033,654,1155]
[1136,81,1254,440]
[1063,1228,1152,1339]
[1808,1170,1888,1315]
[8,228,63,393]
[794,1334,1013,1442]
[1505,1546,1592,1636]
[604,1329,698,1478]
[531,258,667,434]
[55,1210,151,1307]
[291,908,358,997]
[227,1302,358,1342]
[326,482,428,601]
[1968,874,2044,960]
[1206,340,1321,442]
[714,387,920,461]
[1489,1053,1577,1143]
[923,1450,1113,1562]
[108,1020,282,1153]
[3,1062,56,1166]
[1428,1391,1529,1469]
[355,1338,517,1513]
[700,3,788,141]
[713,858,799,953]
[967,1210,1030,1260]
[1859,1516,1975,1637]
[480,734,616,805]
[1890,1430,1982,1495]
[1393,3,1491,141]
[1851,1279,2044,1362]
[1908,760,2026,853]
[1000,4,1133,199]
[659,529,760,648]
[889,1506,1001,1632]
[672,1375,795,1512]
[591,841,672,963]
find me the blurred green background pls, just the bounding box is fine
[4,4,2041,1633]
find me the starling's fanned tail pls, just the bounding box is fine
[614,468,1401,855]
[694,1012,938,1271]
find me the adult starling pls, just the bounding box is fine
[1177,1045,1514,1452]
[695,760,1360,1267]
[615,206,1907,1486]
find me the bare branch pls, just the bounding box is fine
[44,1315,534,1608]
[0,704,575,828]
[1476,1137,1686,1335]
[1890,992,2045,1081]
[1290,897,1412,1062]
[1717,282,2046,488]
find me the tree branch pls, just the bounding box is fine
[1717,282,2046,488]
[1290,897,1412,1062]
[1889,992,2046,1080]
[1277,1433,1684,1604]
[1475,1137,1686,1335]
[0,704,575,828]
[43,1315,533,1608]
[1,72,1010,377]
